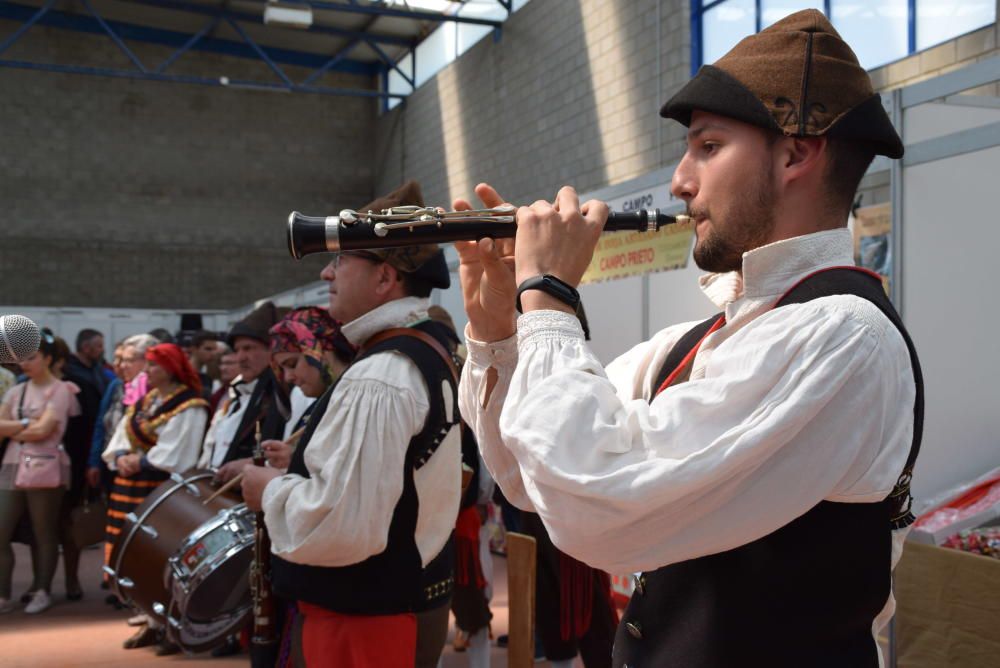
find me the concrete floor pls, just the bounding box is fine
[0,543,581,667]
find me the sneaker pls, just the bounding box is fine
[0,598,16,614]
[24,590,52,614]
[19,589,37,604]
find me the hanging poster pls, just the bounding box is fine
[580,188,694,285]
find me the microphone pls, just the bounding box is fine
[0,315,42,364]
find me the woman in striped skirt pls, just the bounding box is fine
[101,343,208,654]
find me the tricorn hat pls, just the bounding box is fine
[227,300,287,348]
[357,181,450,290]
[660,9,903,158]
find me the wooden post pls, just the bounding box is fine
[506,532,537,668]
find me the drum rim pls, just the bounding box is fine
[168,504,254,599]
[110,471,216,611]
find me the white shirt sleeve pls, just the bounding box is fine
[146,407,209,474]
[477,297,913,574]
[101,416,129,469]
[261,352,429,567]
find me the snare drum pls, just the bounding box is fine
[105,470,255,652]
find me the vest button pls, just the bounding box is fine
[625,621,643,640]
[632,574,646,595]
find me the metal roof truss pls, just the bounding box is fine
[0,0,508,99]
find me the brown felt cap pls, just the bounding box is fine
[661,9,903,158]
[356,181,450,289]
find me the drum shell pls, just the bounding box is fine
[108,470,242,625]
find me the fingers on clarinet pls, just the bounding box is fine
[555,185,580,213]
[582,198,610,224]
[453,198,472,212]
[516,205,537,227]
[475,183,504,207]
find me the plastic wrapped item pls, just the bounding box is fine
[910,467,1000,545]
[942,527,1000,560]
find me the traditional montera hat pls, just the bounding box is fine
[227,300,288,348]
[356,181,451,290]
[660,9,903,158]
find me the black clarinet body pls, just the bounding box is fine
[287,207,689,259]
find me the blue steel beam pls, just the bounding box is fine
[81,0,147,72]
[364,35,412,87]
[301,36,359,85]
[127,0,415,47]
[0,0,54,56]
[0,56,405,98]
[290,1,503,28]
[153,15,218,74]
[0,3,378,76]
[225,16,294,88]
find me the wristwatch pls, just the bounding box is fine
[516,274,581,313]
[19,417,29,429]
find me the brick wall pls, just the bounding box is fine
[0,20,376,309]
[374,0,692,209]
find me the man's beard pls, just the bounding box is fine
[691,169,777,273]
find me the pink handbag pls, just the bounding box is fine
[14,445,68,490]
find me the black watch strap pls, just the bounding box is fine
[516,274,581,313]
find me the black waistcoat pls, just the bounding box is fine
[222,368,288,465]
[270,320,460,615]
[612,268,924,668]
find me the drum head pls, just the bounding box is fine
[186,548,253,622]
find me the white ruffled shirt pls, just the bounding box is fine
[102,392,207,474]
[262,297,461,568]
[460,229,915,642]
[199,377,258,469]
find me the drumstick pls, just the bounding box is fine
[200,429,306,506]
[202,472,244,505]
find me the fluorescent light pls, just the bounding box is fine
[263,2,314,29]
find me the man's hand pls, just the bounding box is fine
[515,186,608,301]
[116,454,142,477]
[215,457,252,484]
[241,464,282,513]
[85,467,101,488]
[453,183,517,343]
[261,439,292,470]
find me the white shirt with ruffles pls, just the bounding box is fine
[102,392,207,474]
[262,296,461,569]
[459,228,915,644]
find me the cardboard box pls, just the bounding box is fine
[895,541,1000,667]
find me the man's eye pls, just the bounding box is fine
[702,142,719,154]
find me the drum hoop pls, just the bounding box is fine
[111,471,216,609]
[171,535,255,620]
[167,505,254,596]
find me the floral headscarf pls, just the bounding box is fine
[269,307,355,373]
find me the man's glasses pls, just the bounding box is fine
[329,250,384,269]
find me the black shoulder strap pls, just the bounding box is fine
[776,267,924,529]
[287,323,460,478]
[650,314,723,398]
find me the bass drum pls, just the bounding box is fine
[105,469,255,652]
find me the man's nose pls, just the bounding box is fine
[670,152,698,202]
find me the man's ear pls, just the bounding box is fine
[374,262,401,297]
[778,135,827,187]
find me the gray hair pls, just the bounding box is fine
[122,333,160,355]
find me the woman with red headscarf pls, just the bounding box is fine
[100,343,209,654]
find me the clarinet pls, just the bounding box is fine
[286,205,691,258]
[250,421,279,667]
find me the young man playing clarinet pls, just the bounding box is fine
[241,181,464,667]
[456,10,921,667]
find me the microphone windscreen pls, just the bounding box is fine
[0,315,42,364]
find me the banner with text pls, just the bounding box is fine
[580,187,694,285]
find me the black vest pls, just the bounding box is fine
[612,268,923,668]
[270,320,460,615]
[222,368,288,465]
